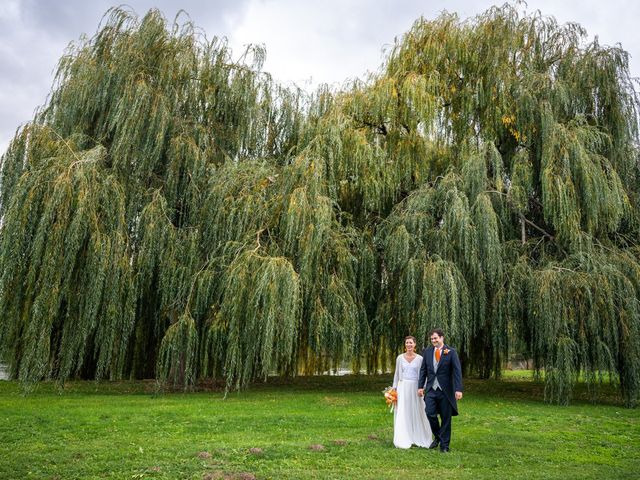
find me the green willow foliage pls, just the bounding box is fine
[0,5,639,405]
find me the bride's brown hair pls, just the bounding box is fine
[404,335,417,343]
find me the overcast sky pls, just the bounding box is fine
[1,0,639,154]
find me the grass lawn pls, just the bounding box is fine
[0,372,638,479]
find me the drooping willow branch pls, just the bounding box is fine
[0,4,638,406]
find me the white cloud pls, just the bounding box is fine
[227,0,424,88]
[0,1,20,20]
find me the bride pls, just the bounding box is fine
[392,336,432,448]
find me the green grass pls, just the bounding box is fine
[0,373,638,479]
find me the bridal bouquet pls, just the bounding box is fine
[382,386,397,412]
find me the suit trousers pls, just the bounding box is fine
[425,388,452,448]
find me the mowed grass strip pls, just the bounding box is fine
[0,373,638,479]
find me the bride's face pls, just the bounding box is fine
[405,338,416,353]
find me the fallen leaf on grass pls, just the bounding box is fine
[309,444,325,451]
[197,451,212,459]
[322,396,350,406]
[202,470,257,480]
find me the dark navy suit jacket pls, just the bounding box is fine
[418,344,464,415]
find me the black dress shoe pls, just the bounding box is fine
[439,447,449,453]
[428,441,439,449]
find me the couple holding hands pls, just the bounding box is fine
[391,329,464,453]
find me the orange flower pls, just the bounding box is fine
[382,386,397,412]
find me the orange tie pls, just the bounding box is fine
[435,348,441,362]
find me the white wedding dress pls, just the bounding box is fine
[392,354,433,448]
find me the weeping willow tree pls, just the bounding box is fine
[0,5,638,405]
[358,4,640,406]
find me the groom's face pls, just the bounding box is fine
[430,333,444,348]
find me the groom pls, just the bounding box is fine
[417,328,463,453]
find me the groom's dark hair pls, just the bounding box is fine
[429,328,445,338]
